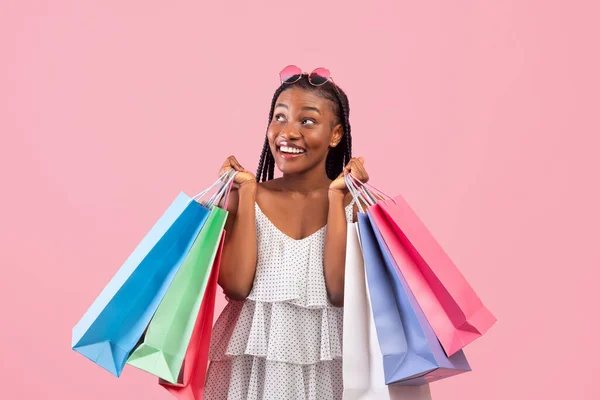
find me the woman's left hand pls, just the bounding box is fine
[329,157,369,194]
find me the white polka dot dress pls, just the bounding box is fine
[204,202,355,400]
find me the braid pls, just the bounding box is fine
[325,83,352,179]
[340,94,352,168]
[256,85,286,182]
[256,138,269,182]
[267,153,275,180]
[326,155,335,178]
[256,74,352,182]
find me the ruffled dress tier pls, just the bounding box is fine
[204,202,354,400]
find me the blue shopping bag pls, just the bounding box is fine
[72,192,210,377]
[357,212,471,386]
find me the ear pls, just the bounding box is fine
[330,123,344,148]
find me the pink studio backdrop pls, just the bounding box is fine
[2,1,599,399]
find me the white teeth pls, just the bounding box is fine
[280,146,305,154]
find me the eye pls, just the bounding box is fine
[274,113,286,122]
[302,118,316,126]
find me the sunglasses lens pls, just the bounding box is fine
[309,68,330,85]
[280,65,302,83]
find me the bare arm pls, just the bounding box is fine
[323,190,350,307]
[324,157,369,307]
[217,175,258,300]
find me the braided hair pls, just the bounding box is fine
[256,74,352,182]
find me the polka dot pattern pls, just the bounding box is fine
[204,201,354,400]
[206,356,343,400]
[210,300,343,365]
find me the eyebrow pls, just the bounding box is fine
[274,103,321,115]
[301,106,321,114]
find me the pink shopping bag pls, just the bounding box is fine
[371,196,496,357]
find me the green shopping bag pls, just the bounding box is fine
[126,205,228,383]
[126,205,227,383]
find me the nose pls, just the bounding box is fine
[277,124,302,140]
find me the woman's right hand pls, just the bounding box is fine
[219,155,256,186]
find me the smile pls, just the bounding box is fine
[280,146,306,155]
[276,142,306,159]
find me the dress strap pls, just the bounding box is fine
[345,199,355,224]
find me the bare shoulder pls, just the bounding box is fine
[257,178,282,192]
[255,178,283,204]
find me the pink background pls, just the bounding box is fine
[2,1,599,399]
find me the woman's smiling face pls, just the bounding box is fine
[267,86,343,177]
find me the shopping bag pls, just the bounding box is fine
[373,198,496,357]
[342,222,371,399]
[71,192,210,377]
[364,265,434,400]
[344,222,432,400]
[158,231,225,399]
[126,205,228,383]
[358,212,471,385]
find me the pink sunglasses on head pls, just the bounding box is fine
[279,65,341,96]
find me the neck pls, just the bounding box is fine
[280,164,331,193]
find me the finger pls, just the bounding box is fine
[235,161,247,172]
[344,163,352,175]
[231,159,245,172]
[356,161,366,174]
[221,156,240,175]
[219,164,233,177]
[358,157,365,165]
[220,167,231,177]
[227,155,237,165]
[357,164,369,182]
[347,159,359,174]
[223,157,234,170]
[352,162,368,182]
